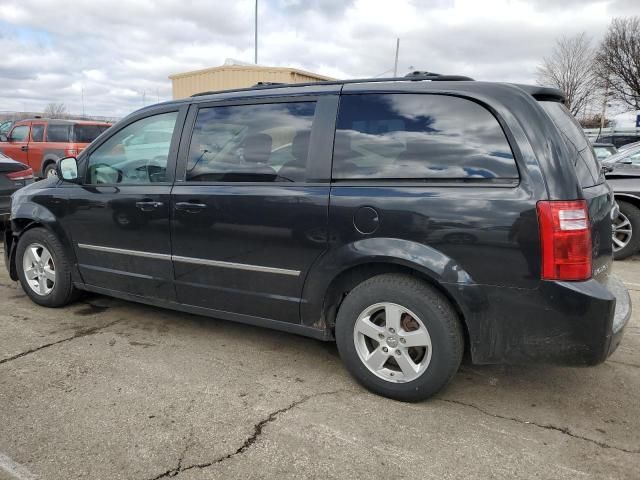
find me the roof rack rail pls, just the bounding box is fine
[191,73,474,97]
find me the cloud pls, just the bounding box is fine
[0,0,637,117]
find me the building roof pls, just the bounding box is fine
[169,64,334,81]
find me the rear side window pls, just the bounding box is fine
[74,124,110,143]
[332,94,518,181]
[541,101,602,187]
[46,125,71,142]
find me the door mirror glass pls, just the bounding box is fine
[57,157,79,181]
[0,134,7,142]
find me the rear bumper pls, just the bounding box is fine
[460,273,631,365]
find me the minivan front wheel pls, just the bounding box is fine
[335,274,463,402]
[16,228,79,307]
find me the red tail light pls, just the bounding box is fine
[537,200,592,281]
[6,167,34,181]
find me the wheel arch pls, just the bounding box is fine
[8,203,79,283]
[614,193,640,210]
[301,238,482,358]
[40,155,60,177]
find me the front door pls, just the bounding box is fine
[28,122,46,174]
[171,96,337,323]
[60,107,186,300]
[2,123,30,163]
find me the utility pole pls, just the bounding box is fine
[254,0,258,64]
[393,38,400,77]
[81,88,85,118]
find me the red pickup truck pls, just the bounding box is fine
[0,118,111,178]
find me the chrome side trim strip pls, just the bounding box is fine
[77,244,301,277]
[78,243,171,260]
[172,255,300,277]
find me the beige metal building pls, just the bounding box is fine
[169,64,334,99]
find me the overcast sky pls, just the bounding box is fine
[0,0,638,118]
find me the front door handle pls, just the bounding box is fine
[174,202,207,213]
[20,145,28,152]
[136,201,164,211]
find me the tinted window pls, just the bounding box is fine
[332,94,517,181]
[541,101,602,187]
[31,125,45,142]
[46,125,71,142]
[87,112,178,184]
[74,124,110,143]
[186,102,316,182]
[10,125,29,142]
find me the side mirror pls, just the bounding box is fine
[0,134,7,142]
[56,157,79,182]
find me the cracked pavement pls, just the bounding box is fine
[0,245,639,479]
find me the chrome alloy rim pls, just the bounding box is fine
[353,302,432,383]
[613,211,632,252]
[22,243,56,296]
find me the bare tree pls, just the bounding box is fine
[537,33,597,117]
[43,102,67,119]
[595,17,640,110]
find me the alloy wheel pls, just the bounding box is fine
[353,302,432,383]
[22,243,56,296]
[613,211,632,252]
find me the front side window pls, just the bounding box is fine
[332,94,518,181]
[87,112,178,184]
[10,125,29,142]
[31,125,45,142]
[46,125,71,142]
[186,102,316,182]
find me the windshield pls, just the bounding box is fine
[540,101,602,187]
[73,124,110,143]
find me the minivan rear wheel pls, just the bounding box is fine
[335,274,463,402]
[16,228,79,307]
[613,201,640,260]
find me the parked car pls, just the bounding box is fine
[0,118,111,179]
[3,75,630,401]
[596,133,640,149]
[592,142,617,161]
[617,140,640,152]
[603,144,640,259]
[0,152,34,228]
[0,120,13,135]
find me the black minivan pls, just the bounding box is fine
[3,74,631,401]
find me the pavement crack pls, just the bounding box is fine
[608,359,640,369]
[0,319,122,366]
[145,390,345,480]
[438,398,640,454]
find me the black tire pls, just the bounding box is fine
[335,273,464,402]
[43,162,58,179]
[16,227,79,307]
[613,201,640,260]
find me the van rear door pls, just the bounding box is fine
[540,101,614,283]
